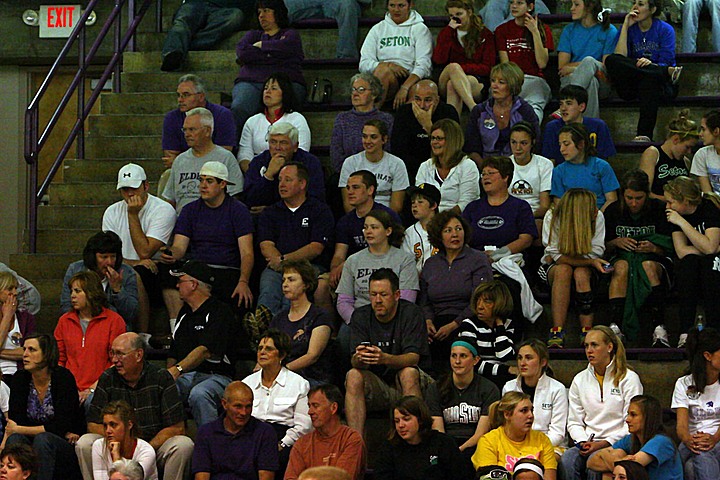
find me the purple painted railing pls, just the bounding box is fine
[23,0,156,253]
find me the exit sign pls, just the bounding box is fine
[39,5,81,38]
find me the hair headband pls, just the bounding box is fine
[451,340,478,356]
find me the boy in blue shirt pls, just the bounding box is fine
[542,85,616,165]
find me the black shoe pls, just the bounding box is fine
[161,51,184,72]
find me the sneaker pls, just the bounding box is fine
[609,323,625,342]
[580,326,592,345]
[243,305,273,349]
[670,65,683,85]
[550,109,562,121]
[652,325,671,348]
[632,135,652,143]
[677,333,688,349]
[547,327,565,348]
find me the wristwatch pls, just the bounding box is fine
[175,364,184,374]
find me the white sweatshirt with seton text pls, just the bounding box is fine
[359,10,433,79]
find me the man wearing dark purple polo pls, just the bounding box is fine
[159,161,254,327]
[192,381,278,480]
[255,162,334,317]
[243,122,326,213]
[329,170,401,290]
[162,74,237,169]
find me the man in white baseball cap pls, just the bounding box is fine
[102,163,177,333]
[159,160,254,330]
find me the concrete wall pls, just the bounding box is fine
[0,66,28,263]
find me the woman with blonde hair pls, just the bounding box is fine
[560,325,643,480]
[639,109,699,200]
[415,118,480,213]
[432,0,496,115]
[0,272,36,387]
[465,62,539,165]
[664,176,720,347]
[540,189,610,348]
[91,400,157,480]
[472,391,557,479]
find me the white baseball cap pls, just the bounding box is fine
[117,163,147,189]
[199,161,235,185]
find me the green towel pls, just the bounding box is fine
[615,232,674,340]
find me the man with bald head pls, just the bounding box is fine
[192,381,278,480]
[390,79,460,183]
[76,332,194,480]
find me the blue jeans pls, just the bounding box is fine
[176,371,231,427]
[560,446,604,480]
[286,0,361,58]
[682,0,720,52]
[162,2,245,57]
[231,81,308,133]
[8,432,81,480]
[680,441,720,480]
[560,57,611,118]
[257,267,291,316]
[479,0,550,31]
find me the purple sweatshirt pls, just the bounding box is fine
[235,28,305,86]
[331,108,395,173]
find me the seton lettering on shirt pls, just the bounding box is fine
[615,225,656,237]
[379,36,411,48]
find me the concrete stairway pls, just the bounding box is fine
[8,0,716,404]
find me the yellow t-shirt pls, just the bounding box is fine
[471,427,558,472]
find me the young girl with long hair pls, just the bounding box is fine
[550,123,619,210]
[560,326,643,480]
[472,391,557,479]
[603,169,673,345]
[494,0,554,122]
[374,396,474,480]
[556,0,617,118]
[588,394,682,479]
[336,209,418,325]
[639,109,699,200]
[672,327,720,479]
[664,176,720,347]
[503,339,568,449]
[91,401,157,480]
[690,109,720,195]
[540,189,609,348]
[433,0,496,114]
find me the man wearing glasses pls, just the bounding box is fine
[76,332,194,480]
[162,106,244,213]
[162,74,237,169]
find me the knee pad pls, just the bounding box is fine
[575,291,594,315]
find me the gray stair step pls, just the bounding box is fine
[600,105,713,142]
[38,205,106,229]
[85,135,160,159]
[9,254,78,280]
[99,91,222,114]
[35,228,102,254]
[47,182,157,206]
[63,159,167,183]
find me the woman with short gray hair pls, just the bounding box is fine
[108,459,144,480]
[330,73,394,173]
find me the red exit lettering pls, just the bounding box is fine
[47,6,76,28]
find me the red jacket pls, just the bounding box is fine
[54,307,126,390]
[432,25,496,77]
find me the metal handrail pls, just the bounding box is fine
[24,0,156,253]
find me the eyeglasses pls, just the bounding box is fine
[177,92,199,99]
[109,349,135,359]
[481,170,501,177]
[351,86,369,93]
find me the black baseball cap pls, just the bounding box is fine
[407,183,441,206]
[170,260,215,285]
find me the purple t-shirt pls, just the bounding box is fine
[174,195,254,267]
[162,101,237,152]
[257,197,334,265]
[192,416,279,479]
[336,202,401,256]
[462,195,538,250]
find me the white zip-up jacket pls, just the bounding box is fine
[503,373,569,447]
[359,10,433,79]
[415,156,481,212]
[567,359,643,444]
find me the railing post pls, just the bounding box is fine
[77,25,86,160]
[113,0,122,93]
[128,0,136,52]
[29,162,38,254]
[156,0,163,33]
